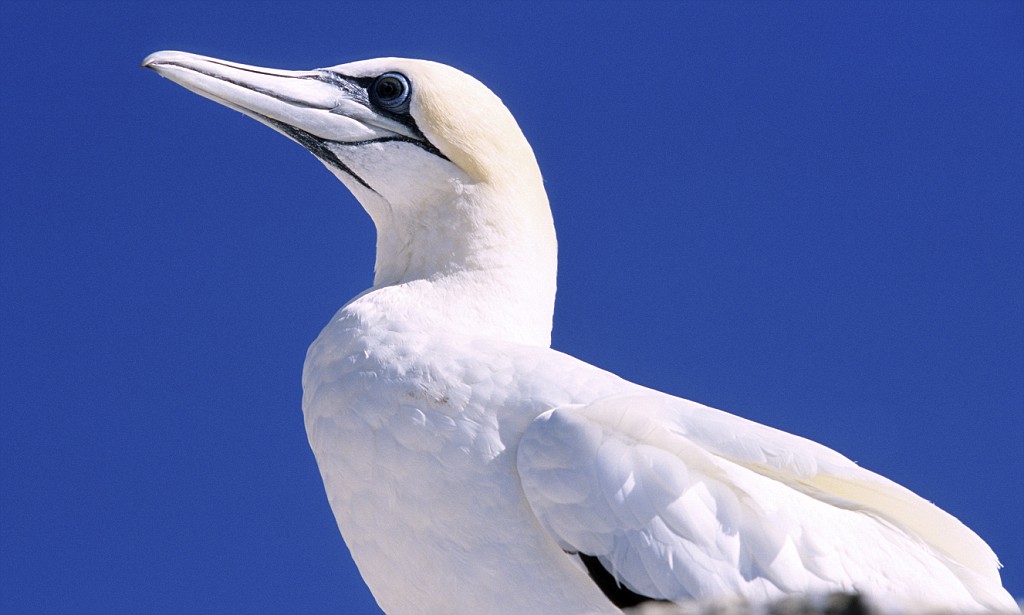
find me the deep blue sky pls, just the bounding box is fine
[2,1,1021,612]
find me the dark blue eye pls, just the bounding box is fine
[371,72,410,113]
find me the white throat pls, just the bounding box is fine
[336,166,558,348]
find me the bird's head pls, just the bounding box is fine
[144,51,555,296]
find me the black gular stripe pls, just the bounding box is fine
[261,116,377,193]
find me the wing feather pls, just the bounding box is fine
[516,392,1014,611]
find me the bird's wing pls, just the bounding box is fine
[516,392,1004,605]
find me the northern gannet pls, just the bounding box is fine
[143,51,1019,614]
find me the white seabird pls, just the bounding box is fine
[143,51,1019,614]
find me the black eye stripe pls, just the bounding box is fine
[306,71,368,100]
[310,70,447,162]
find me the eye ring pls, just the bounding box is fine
[370,72,411,113]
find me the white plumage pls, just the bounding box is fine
[144,51,1018,614]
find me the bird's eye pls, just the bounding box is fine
[371,72,410,112]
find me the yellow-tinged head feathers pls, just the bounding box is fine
[333,58,542,186]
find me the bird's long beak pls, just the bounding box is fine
[142,50,407,144]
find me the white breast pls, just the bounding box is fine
[301,289,625,614]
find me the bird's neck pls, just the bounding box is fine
[366,183,557,347]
